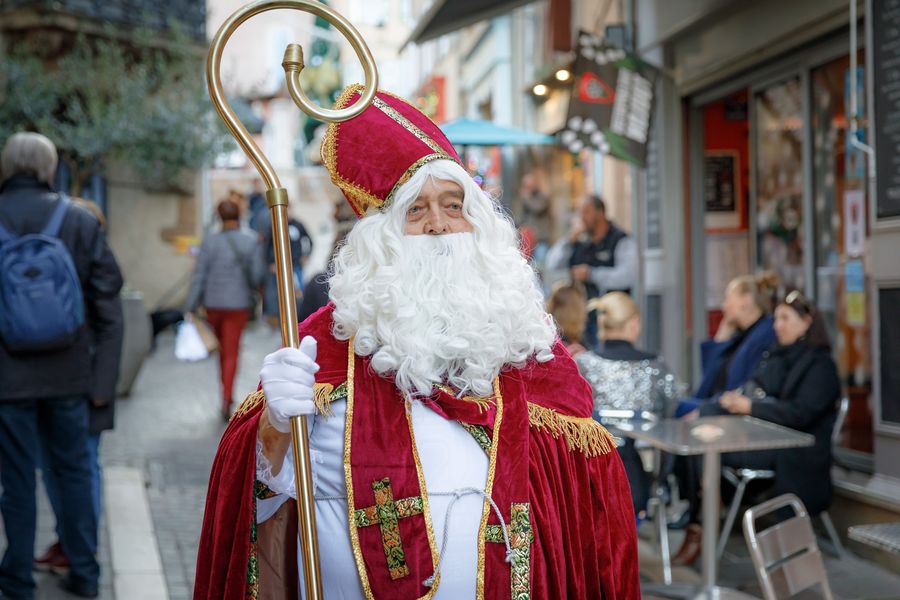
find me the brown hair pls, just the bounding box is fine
[730,271,779,314]
[589,292,639,339]
[780,290,831,351]
[547,282,587,344]
[217,199,240,222]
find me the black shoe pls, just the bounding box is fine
[60,577,98,599]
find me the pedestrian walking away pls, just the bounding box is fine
[0,132,124,600]
[185,198,266,421]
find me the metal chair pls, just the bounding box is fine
[743,493,835,600]
[717,396,849,559]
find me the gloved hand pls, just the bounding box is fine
[260,336,320,433]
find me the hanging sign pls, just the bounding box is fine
[559,30,658,167]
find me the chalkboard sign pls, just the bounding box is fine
[873,0,900,219]
[878,287,900,429]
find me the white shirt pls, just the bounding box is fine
[257,399,489,599]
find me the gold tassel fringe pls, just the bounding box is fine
[231,389,266,422]
[527,403,617,457]
[313,382,336,418]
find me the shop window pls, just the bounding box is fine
[811,53,873,455]
[754,77,805,293]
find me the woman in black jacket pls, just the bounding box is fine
[707,290,840,515]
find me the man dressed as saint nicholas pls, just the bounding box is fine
[193,84,640,600]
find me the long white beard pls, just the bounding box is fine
[329,231,556,398]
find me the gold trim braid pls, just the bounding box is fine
[342,339,376,600]
[527,403,616,457]
[475,378,504,600]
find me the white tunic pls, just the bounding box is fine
[257,399,490,599]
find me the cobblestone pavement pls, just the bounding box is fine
[102,322,280,600]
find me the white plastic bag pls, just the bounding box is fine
[175,317,209,362]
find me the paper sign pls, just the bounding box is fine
[844,190,866,257]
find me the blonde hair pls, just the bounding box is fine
[729,271,779,314]
[589,292,639,339]
[546,281,587,344]
[1,132,58,185]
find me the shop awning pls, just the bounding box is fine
[405,0,540,46]
[441,118,555,146]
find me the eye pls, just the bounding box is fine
[448,202,463,211]
[407,204,422,215]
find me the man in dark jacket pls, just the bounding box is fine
[0,133,124,599]
[546,194,637,347]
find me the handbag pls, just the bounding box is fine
[175,317,209,362]
[223,232,260,317]
[192,315,219,353]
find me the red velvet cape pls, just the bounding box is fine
[194,305,640,599]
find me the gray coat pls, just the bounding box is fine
[186,228,266,311]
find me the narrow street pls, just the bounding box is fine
[104,322,280,599]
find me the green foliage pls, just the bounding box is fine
[0,27,231,193]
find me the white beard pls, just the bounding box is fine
[328,231,556,398]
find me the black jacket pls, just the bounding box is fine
[750,342,839,514]
[0,175,124,430]
[704,340,840,514]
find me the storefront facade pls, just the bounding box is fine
[636,0,900,532]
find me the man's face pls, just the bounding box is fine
[579,198,597,229]
[404,177,474,235]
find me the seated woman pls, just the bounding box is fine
[573,292,684,519]
[672,272,778,563]
[683,272,779,414]
[705,290,839,513]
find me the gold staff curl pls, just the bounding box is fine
[207,2,378,598]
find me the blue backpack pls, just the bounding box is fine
[0,194,85,352]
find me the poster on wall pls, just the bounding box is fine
[559,30,657,167]
[844,190,866,256]
[704,151,743,231]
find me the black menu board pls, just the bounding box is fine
[873,0,900,219]
[878,287,900,428]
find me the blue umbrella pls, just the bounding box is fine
[439,117,555,146]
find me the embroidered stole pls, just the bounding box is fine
[342,341,532,600]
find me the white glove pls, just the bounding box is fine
[260,336,320,433]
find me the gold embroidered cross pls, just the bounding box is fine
[353,477,424,580]
[485,503,534,600]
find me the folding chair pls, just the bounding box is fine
[743,493,835,600]
[718,397,849,559]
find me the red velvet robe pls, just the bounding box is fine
[194,305,640,599]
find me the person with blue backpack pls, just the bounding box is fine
[0,132,123,600]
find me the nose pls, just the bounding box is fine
[424,212,450,235]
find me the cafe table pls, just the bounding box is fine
[613,415,814,599]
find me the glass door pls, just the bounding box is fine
[754,76,805,294]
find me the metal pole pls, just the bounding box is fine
[206,3,378,597]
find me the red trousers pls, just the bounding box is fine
[205,308,251,409]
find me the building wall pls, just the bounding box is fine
[636,0,900,485]
[105,167,202,310]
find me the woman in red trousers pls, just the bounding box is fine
[185,199,266,421]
